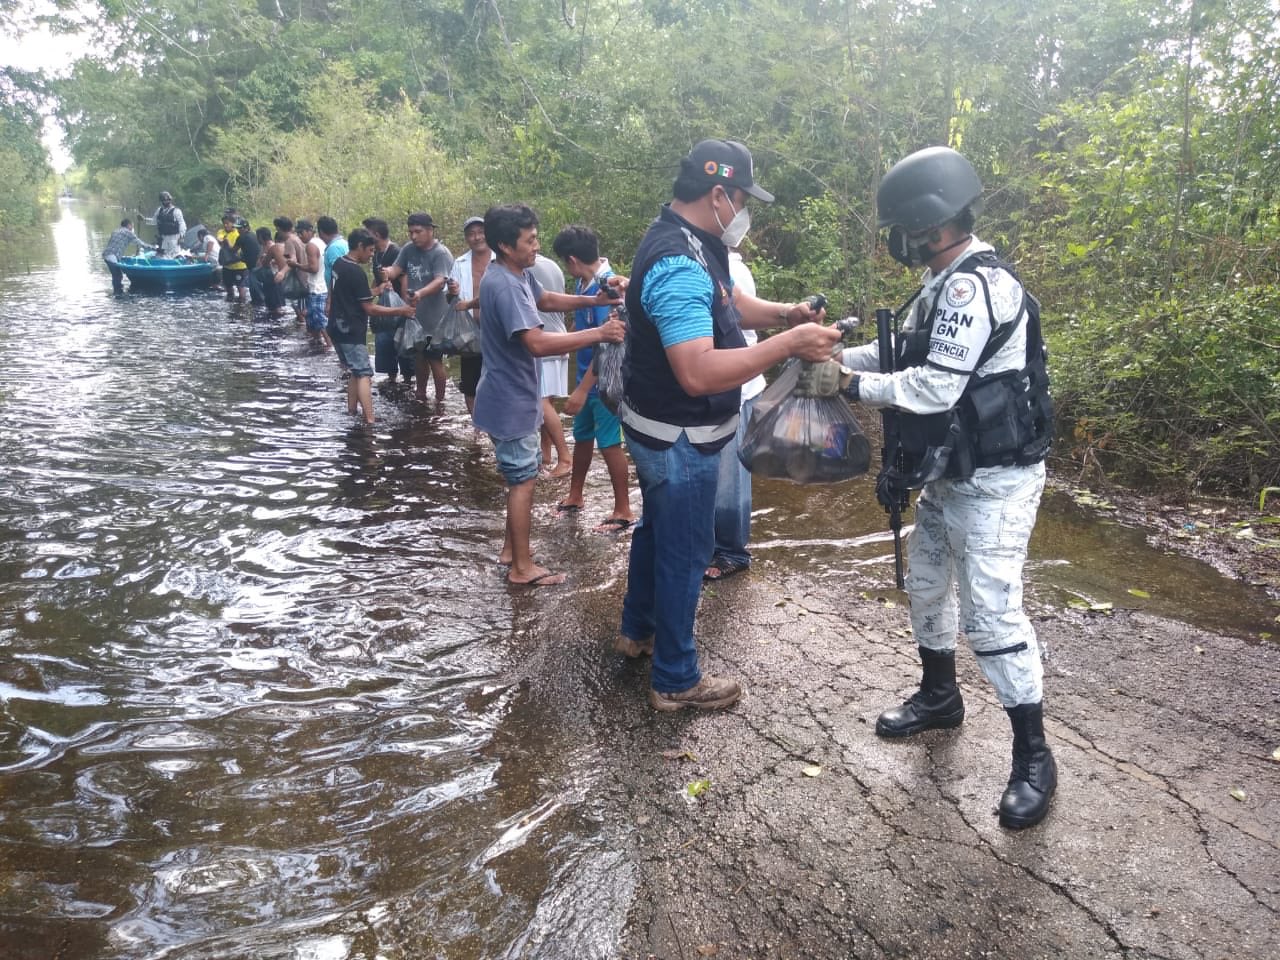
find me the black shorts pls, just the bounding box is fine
[223,268,248,287]
[459,354,483,397]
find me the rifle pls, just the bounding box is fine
[875,307,909,589]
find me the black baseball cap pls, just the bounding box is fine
[681,139,774,203]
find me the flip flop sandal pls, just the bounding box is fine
[703,557,750,582]
[508,571,566,587]
[595,517,635,532]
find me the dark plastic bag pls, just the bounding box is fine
[436,307,481,356]
[279,267,307,300]
[739,360,871,484]
[371,290,405,335]
[394,312,431,357]
[591,305,629,413]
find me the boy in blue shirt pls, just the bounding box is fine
[552,225,635,532]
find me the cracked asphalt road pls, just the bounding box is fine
[572,571,1280,960]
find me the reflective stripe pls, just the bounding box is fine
[975,641,1029,658]
[618,400,738,445]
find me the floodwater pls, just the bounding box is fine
[0,205,1275,960]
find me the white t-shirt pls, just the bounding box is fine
[729,252,766,402]
[306,237,328,296]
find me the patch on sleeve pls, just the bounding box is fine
[925,276,994,372]
[944,276,977,309]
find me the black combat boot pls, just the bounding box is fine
[999,701,1057,830]
[875,646,966,737]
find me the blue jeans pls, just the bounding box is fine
[712,395,755,566]
[621,432,720,693]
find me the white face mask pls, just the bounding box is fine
[713,189,751,248]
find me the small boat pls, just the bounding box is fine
[117,253,218,293]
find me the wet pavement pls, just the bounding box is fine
[596,573,1280,959]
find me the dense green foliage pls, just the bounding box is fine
[17,0,1280,494]
[0,60,56,228]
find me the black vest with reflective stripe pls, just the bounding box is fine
[622,205,746,448]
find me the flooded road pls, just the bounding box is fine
[0,205,1275,960]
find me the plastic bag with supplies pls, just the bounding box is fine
[394,311,431,357]
[591,304,629,413]
[739,359,871,484]
[436,307,482,356]
[371,289,405,335]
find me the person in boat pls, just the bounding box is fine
[102,218,154,294]
[195,228,220,264]
[152,192,186,257]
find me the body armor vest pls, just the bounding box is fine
[893,252,1053,482]
[156,206,180,237]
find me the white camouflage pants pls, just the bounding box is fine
[158,235,182,256]
[905,461,1045,707]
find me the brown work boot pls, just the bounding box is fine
[614,634,654,658]
[649,676,743,712]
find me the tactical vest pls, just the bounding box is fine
[892,251,1053,482]
[621,205,747,451]
[156,206,180,236]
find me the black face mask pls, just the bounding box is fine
[886,226,971,268]
[886,225,935,267]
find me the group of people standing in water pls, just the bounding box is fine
[102,136,1058,833]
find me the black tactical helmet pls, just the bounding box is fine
[876,146,982,231]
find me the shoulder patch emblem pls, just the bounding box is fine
[945,277,977,309]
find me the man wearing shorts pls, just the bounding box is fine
[473,204,626,587]
[552,224,635,531]
[328,229,415,424]
[295,219,332,350]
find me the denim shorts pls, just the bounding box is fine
[491,433,542,486]
[306,293,329,332]
[334,341,374,378]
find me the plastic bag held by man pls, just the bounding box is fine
[436,307,481,356]
[739,359,871,484]
[591,305,629,413]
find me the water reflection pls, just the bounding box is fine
[0,204,1274,960]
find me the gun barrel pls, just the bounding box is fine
[876,308,894,374]
[876,306,906,589]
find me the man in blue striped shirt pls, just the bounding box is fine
[616,139,841,712]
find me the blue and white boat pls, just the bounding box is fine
[117,253,217,292]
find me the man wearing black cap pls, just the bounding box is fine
[152,191,186,257]
[616,138,842,712]
[384,213,454,403]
